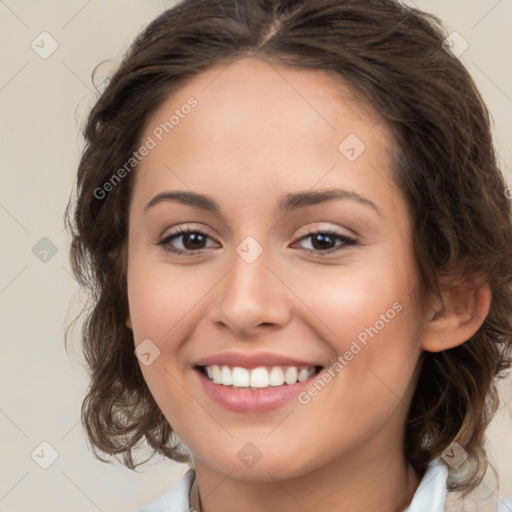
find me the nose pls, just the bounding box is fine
[207,248,292,338]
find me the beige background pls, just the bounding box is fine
[0,1,511,511]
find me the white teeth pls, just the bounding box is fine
[203,365,318,388]
[297,368,310,382]
[211,365,222,384]
[232,367,250,387]
[221,366,232,386]
[284,366,298,385]
[269,367,284,386]
[250,367,269,388]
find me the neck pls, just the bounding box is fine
[192,445,421,512]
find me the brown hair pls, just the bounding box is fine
[64,0,512,495]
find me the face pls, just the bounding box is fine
[125,57,426,481]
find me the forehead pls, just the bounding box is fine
[133,57,397,208]
[142,57,385,141]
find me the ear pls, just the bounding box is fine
[126,315,133,330]
[421,274,491,352]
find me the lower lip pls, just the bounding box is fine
[194,368,320,413]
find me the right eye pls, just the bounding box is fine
[158,228,219,255]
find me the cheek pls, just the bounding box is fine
[289,257,422,411]
[126,258,216,416]
[127,256,210,342]
[126,266,201,425]
[287,256,416,347]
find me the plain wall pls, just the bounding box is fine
[0,1,511,511]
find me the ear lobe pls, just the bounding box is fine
[126,316,133,330]
[421,277,491,353]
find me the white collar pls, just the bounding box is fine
[405,458,448,512]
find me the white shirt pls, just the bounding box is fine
[138,458,450,512]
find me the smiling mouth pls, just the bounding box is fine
[195,364,323,389]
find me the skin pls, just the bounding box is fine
[125,57,491,512]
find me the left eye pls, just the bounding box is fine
[293,231,357,254]
[158,229,357,255]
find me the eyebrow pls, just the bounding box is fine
[144,188,381,216]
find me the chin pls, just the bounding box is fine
[199,449,318,482]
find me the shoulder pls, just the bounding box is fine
[137,468,195,512]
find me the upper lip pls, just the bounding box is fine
[194,351,323,369]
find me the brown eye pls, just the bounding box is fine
[293,230,357,254]
[158,228,217,254]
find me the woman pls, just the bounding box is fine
[65,0,512,510]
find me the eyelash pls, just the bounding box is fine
[157,227,357,256]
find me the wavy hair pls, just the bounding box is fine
[64,0,512,495]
